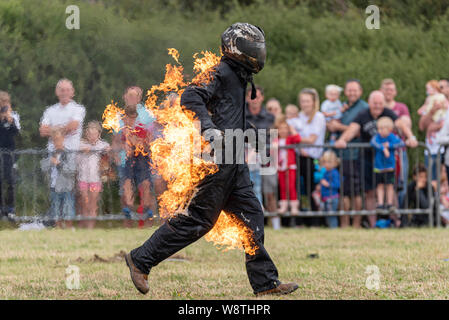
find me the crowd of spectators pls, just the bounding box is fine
[245,78,449,229]
[1,79,164,229]
[1,77,449,229]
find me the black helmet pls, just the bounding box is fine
[221,23,266,74]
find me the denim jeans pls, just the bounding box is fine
[398,149,409,209]
[50,189,75,221]
[424,153,443,181]
[249,169,263,205]
[324,197,339,228]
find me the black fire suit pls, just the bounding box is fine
[130,57,281,294]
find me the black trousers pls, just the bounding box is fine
[297,156,322,227]
[130,163,281,294]
[0,152,16,212]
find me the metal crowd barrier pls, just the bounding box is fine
[0,148,163,224]
[0,143,439,227]
[264,142,436,227]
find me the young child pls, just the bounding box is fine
[370,117,404,215]
[275,116,301,214]
[320,84,345,144]
[77,121,110,229]
[405,164,436,227]
[266,98,283,118]
[312,160,326,212]
[418,80,449,122]
[285,104,299,119]
[41,128,77,228]
[321,85,344,121]
[319,150,340,228]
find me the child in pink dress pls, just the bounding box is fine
[274,117,301,214]
[77,121,110,228]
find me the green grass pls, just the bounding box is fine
[1,226,449,299]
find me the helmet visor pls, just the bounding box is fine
[236,38,266,72]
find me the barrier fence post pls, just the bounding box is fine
[428,151,434,228]
[436,145,444,228]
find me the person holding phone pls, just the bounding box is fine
[0,91,20,217]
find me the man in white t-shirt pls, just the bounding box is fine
[39,79,85,228]
[39,79,86,151]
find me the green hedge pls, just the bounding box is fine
[1,0,449,148]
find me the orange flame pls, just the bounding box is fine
[192,51,221,85]
[167,48,180,64]
[104,48,258,255]
[205,211,259,255]
[144,49,216,217]
[133,144,149,157]
[102,101,124,133]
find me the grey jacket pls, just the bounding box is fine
[41,150,77,192]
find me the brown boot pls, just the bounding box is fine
[125,253,149,294]
[256,282,299,296]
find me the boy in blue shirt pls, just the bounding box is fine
[319,150,341,228]
[370,117,404,214]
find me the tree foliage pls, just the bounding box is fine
[1,0,449,147]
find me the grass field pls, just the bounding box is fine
[1,226,449,300]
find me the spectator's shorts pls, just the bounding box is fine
[363,160,375,192]
[262,172,278,194]
[341,159,376,196]
[79,181,103,193]
[375,171,395,186]
[425,153,443,181]
[123,154,152,187]
[341,159,361,197]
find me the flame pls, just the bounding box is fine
[103,48,259,255]
[205,211,259,255]
[192,51,221,85]
[167,48,180,64]
[133,144,149,157]
[144,49,216,217]
[102,101,124,133]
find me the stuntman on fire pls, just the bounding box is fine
[125,23,299,296]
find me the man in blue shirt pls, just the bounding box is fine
[335,91,418,228]
[326,79,368,228]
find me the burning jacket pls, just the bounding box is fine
[181,58,266,163]
[181,58,253,134]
